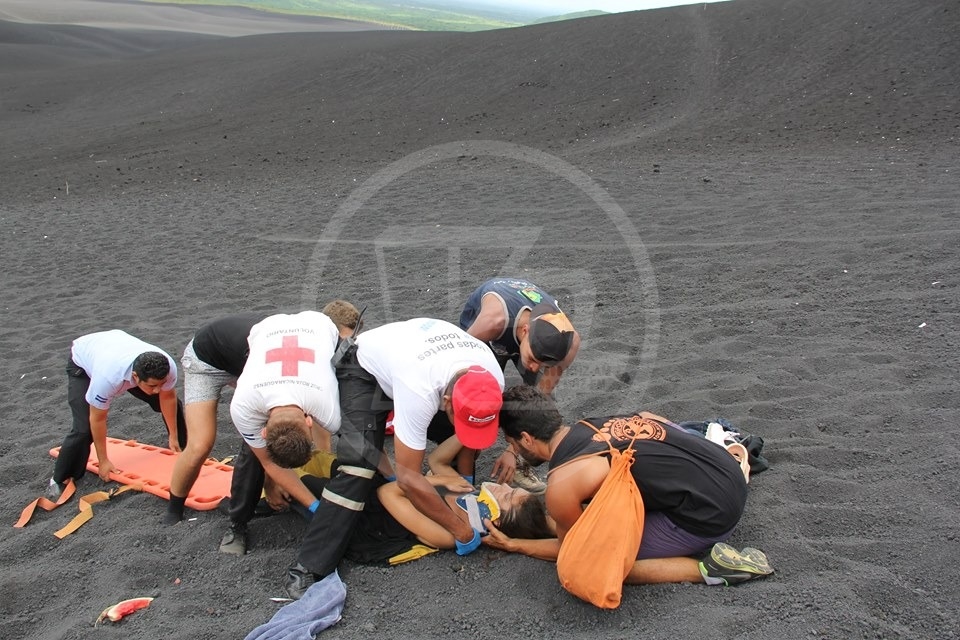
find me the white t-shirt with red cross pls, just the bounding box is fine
[356,318,504,451]
[71,330,178,410]
[230,311,341,449]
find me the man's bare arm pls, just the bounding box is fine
[158,388,181,452]
[464,293,507,342]
[395,439,475,542]
[545,454,607,542]
[89,407,115,480]
[483,519,561,561]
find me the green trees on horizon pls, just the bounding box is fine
[140,0,524,31]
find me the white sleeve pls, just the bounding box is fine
[85,376,120,410]
[229,389,267,449]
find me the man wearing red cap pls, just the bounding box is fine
[285,317,504,599]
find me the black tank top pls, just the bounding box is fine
[549,414,748,536]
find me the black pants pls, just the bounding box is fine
[296,349,391,577]
[227,440,265,526]
[53,358,188,484]
[300,474,421,566]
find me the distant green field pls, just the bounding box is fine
[141,0,522,31]
[532,10,606,24]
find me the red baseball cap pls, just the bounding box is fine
[452,367,503,450]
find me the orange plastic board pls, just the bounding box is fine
[50,438,232,511]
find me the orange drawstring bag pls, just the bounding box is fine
[553,421,645,609]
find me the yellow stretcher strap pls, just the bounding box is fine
[388,544,440,566]
[54,484,142,539]
[14,479,77,528]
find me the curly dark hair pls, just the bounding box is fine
[264,416,313,468]
[132,351,170,382]
[499,384,563,442]
[497,493,552,540]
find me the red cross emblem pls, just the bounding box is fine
[265,335,315,376]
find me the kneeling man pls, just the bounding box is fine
[218,310,342,556]
[486,385,774,587]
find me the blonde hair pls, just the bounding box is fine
[322,299,362,333]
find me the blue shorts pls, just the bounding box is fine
[638,511,732,559]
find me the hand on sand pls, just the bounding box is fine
[490,451,517,484]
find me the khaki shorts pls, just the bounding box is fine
[181,339,238,405]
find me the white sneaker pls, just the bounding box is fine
[46,477,63,500]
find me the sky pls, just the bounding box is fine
[494,0,729,13]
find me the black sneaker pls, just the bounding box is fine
[699,542,774,586]
[284,563,317,600]
[218,524,248,556]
